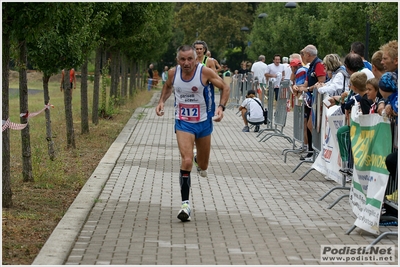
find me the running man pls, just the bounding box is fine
[155,45,230,222]
[193,40,216,71]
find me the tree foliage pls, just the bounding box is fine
[166,2,397,68]
[175,3,256,59]
[246,2,398,62]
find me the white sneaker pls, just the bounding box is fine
[177,201,191,222]
[198,169,208,177]
[193,150,207,177]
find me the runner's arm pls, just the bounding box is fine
[214,60,222,73]
[206,59,217,72]
[203,67,230,122]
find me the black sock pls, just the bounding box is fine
[179,170,191,202]
[307,128,313,152]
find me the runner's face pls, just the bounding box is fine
[195,44,205,57]
[177,50,196,73]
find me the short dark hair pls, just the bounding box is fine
[350,42,365,57]
[344,53,364,73]
[192,40,208,54]
[247,89,256,96]
[176,45,196,59]
[274,54,281,60]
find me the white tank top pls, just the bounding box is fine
[173,64,208,122]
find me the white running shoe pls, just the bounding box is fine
[193,150,207,177]
[177,201,191,222]
[198,169,207,178]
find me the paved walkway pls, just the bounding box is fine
[33,92,397,265]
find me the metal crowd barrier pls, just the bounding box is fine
[294,93,351,209]
[294,91,323,175]
[257,80,292,143]
[369,166,398,248]
[227,73,255,111]
[282,96,306,162]
[226,74,242,110]
[252,80,275,136]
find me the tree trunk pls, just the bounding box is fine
[110,50,120,104]
[2,30,12,208]
[63,69,75,149]
[110,50,116,100]
[117,51,121,102]
[134,61,140,91]
[92,46,101,125]
[121,53,127,99]
[99,50,108,117]
[123,55,128,100]
[129,60,134,98]
[19,40,34,182]
[141,61,146,89]
[81,59,89,134]
[43,74,56,160]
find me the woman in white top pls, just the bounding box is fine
[316,54,350,96]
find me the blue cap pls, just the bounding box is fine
[379,72,397,92]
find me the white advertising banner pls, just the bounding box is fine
[312,104,346,184]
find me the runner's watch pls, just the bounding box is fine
[218,104,226,111]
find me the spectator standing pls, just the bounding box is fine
[380,40,398,73]
[365,78,380,113]
[290,58,309,149]
[147,64,154,91]
[350,41,373,71]
[378,71,398,204]
[326,53,372,111]
[337,72,370,177]
[238,61,250,76]
[155,45,230,222]
[222,65,232,86]
[222,65,231,78]
[377,40,398,116]
[251,55,269,94]
[282,57,292,82]
[162,66,169,86]
[289,53,305,84]
[246,61,252,71]
[316,54,350,96]
[60,68,77,92]
[371,50,386,80]
[293,45,326,160]
[238,61,250,93]
[265,54,285,101]
[290,59,308,88]
[239,89,264,133]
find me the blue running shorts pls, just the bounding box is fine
[175,117,213,139]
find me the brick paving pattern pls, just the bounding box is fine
[37,92,398,265]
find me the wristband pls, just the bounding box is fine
[218,104,226,111]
